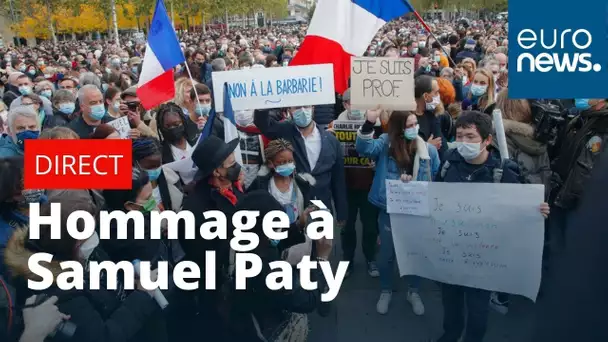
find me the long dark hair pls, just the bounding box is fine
[388,111,417,171]
[155,102,192,144]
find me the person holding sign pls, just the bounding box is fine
[254,107,348,228]
[329,89,383,278]
[356,109,440,316]
[434,111,549,342]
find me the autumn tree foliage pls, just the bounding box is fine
[2,0,290,39]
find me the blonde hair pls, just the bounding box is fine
[495,89,532,123]
[469,68,496,109]
[174,78,197,107]
[462,57,476,80]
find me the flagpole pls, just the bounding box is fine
[401,0,456,66]
[182,61,203,121]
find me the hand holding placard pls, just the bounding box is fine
[351,57,416,111]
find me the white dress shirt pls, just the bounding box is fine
[300,124,322,171]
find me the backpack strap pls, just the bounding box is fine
[440,160,451,179]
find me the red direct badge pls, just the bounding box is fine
[24,139,132,190]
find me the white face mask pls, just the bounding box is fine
[235,110,254,127]
[78,232,100,261]
[456,141,484,161]
[349,109,366,120]
[426,95,441,111]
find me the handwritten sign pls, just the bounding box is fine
[350,57,416,111]
[387,181,545,301]
[211,64,335,112]
[333,120,373,168]
[107,116,130,138]
[386,181,429,216]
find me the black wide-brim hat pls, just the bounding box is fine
[192,136,240,180]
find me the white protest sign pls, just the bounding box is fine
[164,157,197,185]
[107,116,130,138]
[211,64,335,112]
[386,181,429,216]
[350,57,415,111]
[387,181,545,301]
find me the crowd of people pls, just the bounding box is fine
[0,15,606,342]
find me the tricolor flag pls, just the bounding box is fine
[137,0,185,109]
[199,83,243,165]
[291,0,413,94]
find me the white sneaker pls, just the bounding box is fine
[367,262,380,278]
[376,291,392,315]
[407,291,425,316]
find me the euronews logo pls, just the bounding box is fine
[516,29,602,73]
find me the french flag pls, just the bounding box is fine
[136,0,185,109]
[291,0,413,94]
[199,83,243,165]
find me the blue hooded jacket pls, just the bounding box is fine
[0,135,22,158]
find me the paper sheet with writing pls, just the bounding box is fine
[211,64,335,112]
[350,57,416,111]
[386,181,429,216]
[386,181,545,301]
[106,116,130,138]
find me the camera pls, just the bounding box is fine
[529,100,569,147]
[31,294,77,341]
[126,101,140,112]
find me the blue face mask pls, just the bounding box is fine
[102,83,109,92]
[40,90,52,99]
[15,130,40,149]
[90,104,106,120]
[132,67,139,74]
[293,108,313,128]
[575,99,591,110]
[18,86,32,95]
[404,124,419,140]
[275,162,296,177]
[59,102,75,115]
[146,168,161,182]
[195,103,211,116]
[470,84,488,97]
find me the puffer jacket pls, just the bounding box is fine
[491,119,552,198]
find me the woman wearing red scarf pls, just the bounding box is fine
[178,135,244,341]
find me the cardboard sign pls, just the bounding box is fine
[333,120,374,168]
[106,116,130,138]
[211,64,335,112]
[387,181,545,301]
[350,57,415,111]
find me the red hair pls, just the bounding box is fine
[436,77,456,105]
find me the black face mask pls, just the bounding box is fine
[163,125,185,142]
[223,163,241,182]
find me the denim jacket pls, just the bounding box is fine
[356,131,441,210]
